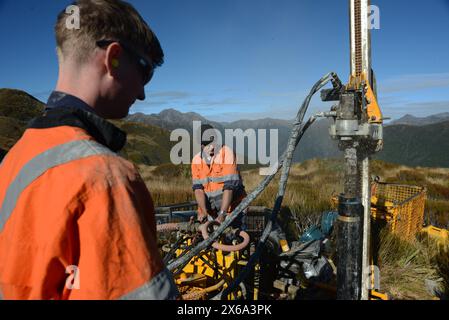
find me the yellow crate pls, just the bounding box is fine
[371,182,427,241]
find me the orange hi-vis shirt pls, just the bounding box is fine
[191,144,245,213]
[0,104,178,300]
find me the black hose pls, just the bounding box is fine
[163,235,192,265]
[217,73,336,300]
[167,72,336,277]
[217,116,317,300]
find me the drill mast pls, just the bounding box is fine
[321,0,383,300]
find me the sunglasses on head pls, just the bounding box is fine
[96,40,154,85]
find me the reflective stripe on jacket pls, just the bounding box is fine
[0,107,178,300]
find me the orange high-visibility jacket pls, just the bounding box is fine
[0,106,178,300]
[191,144,245,213]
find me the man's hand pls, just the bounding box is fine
[197,214,208,224]
[215,210,227,223]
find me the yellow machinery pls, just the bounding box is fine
[371,182,427,241]
[331,180,428,300]
[157,204,268,300]
[159,182,438,301]
[174,238,252,300]
[332,181,427,242]
[421,225,449,248]
[162,178,432,301]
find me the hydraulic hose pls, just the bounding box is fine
[158,221,250,252]
[163,234,194,265]
[217,73,336,299]
[181,279,226,300]
[167,72,337,278]
[216,116,317,299]
[199,221,251,252]
[157,223,182,232]
[157,221,196,233]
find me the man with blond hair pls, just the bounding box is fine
[0,0,178,300]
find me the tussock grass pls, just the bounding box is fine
[434,245,449,298]
[136,164,193,206]
[370,160,449,229]
[140,158,449,230]
[377,229,441,300]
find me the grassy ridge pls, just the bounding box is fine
[0,89,45,153]
[0,89,44,121]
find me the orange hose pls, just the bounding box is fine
[181,279,226,300]
[200,221,250,252]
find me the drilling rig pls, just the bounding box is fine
[160,0,386,301]
[320,0,383,300]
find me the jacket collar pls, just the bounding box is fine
[28,96,127,152]
[46,91,97,114]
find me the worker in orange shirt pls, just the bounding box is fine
[0,0,178,300]
[191,124,247,229]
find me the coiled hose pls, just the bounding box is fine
[158,220,250,252]
[199,221,250,252]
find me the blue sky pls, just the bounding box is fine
[0,0,449,122]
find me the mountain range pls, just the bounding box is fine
[1,88,448,168]
[387,113,449,126]
[127,109,341,163]
[126,108,449,167]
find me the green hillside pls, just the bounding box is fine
[0,88,44,121]
[0,89,45,154]
[378,122,449,168]
[112,120,174,165]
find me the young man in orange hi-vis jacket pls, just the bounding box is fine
[0,0,179,300]
[191,124,247,228]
